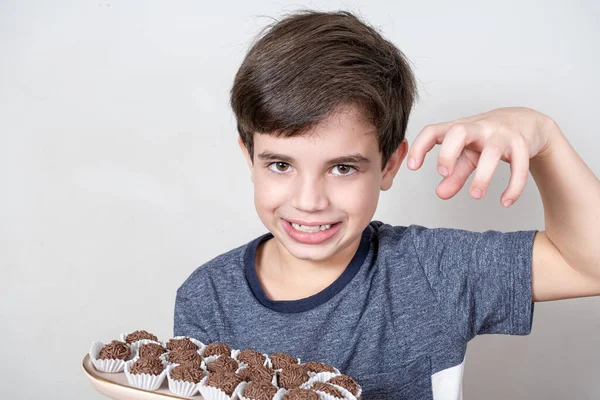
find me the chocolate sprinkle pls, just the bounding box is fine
[238,364,275,383]
[168,349,202,366]
[166,337,199,352]
[203,342,231,358]
[98,340,131,361]
[125,330,158,344]
[237,349,266,367]
[138,343,166,359]
[328,375,360,396]
[311,382,343,398]
[278,365,309,390]
[171,363,205,383]
[206,355,239,373]
[130,358,164,376]
[270,352,298,370]
[283,388,319,400]
[302,361,336,374]
[243,381,278,400]
[205,371,242,396]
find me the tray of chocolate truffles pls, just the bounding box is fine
[83,330,363,400]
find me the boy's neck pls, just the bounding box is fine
[255,236,362,301]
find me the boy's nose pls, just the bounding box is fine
[291,176,330,212]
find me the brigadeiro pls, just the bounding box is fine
[327,375,360,397]
[238,364,275,384]
[90,340,136,373]
[206,355,239,373]
[203,342,232,358]
[167,349,202,366]
[99,340,132,361]
[283,388,319,400]
[278,365,309,390]
[124,330,158,344]
[302,361,336,374]
[124,357,167,391]
[167,363,206,397]
[241,381,278,400]
[310,382,343,398]
[130,358,164,375]
[170,363,205,383]
[138,342,167,359]
[237,349,267,367]
[269,352,298,370]
[167,337,200,352]
[199,371,243,398]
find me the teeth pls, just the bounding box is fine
[291,223,332,232]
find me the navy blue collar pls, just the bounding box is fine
[244,224,373,313]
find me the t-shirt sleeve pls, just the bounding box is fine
[173,287,211,342]
[408,225,538,341]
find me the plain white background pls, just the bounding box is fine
[1,0,599,398]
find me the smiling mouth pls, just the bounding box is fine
[291,223,333,232]
[283,220,341,232]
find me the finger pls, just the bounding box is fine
[407,121,455,170]
[500,136,530,207]
[436,123,475,177]
[470,138,507,199]
[435,149,479,200]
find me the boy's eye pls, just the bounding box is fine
[268,162,291,173]
[333,165,356,175]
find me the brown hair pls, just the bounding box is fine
[230,10,417,169]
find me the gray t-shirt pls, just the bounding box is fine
[174,221,536,400]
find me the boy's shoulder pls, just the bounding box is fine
[176,239,252,298]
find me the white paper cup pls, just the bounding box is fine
[166,364,204,397]
[198,375,244,400]
[124,359,168,391]
[89,341,137,373]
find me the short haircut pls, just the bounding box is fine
[230,10,417,168]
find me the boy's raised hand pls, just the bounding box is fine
[407,107,555,207]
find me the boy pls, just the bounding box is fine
[174,10,600,399]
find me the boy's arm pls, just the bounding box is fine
[529,118,600,301]
[407,107,600,302]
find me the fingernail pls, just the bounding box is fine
[408,158,416,169]
[503,199,513,207]
[471,188,482,199]
[438,166,448,177]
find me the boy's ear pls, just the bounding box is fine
[238,137,254,183]
[381,139,409,191]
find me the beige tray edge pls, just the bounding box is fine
[83,354,190,399]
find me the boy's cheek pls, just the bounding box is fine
[251,174,380,211]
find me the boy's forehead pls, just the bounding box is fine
[253,130,378,164]
[253,106,379,159]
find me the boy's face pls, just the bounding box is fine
[239,105,407,263]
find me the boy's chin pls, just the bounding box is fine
[283,245,339,262]
[276,235,348,263]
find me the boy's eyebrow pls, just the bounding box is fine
[257,151,371,165]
